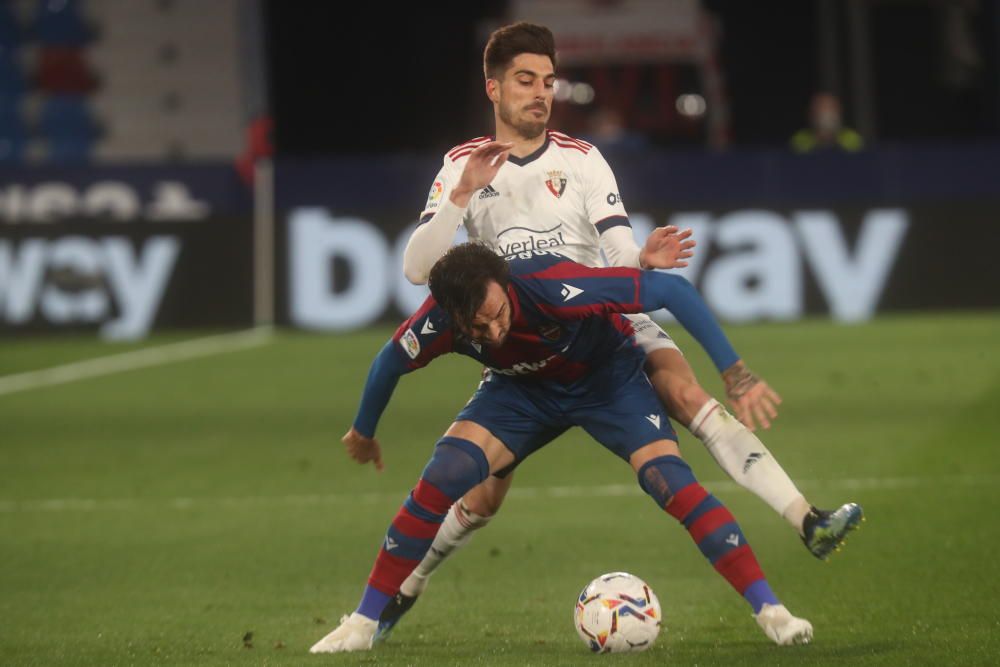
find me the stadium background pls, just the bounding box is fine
[1,1,998,665]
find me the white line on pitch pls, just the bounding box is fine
[0,326,274,398]
[0,474,996,514]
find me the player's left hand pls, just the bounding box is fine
[722,362,782,431]
[342,427,384,471]
[639,226,696,270]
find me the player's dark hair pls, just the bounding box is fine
[428,242,510,330]
[483,22,557,80]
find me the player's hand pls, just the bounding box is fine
[342,427,384,472]
[451,141,514,206]
[722,362,782,432]
[639,226,696,270]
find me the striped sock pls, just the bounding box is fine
[358,437,488,620]
[639,455,779,613]
[665,482,778,612]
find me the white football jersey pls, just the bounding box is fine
[419,130,629,268]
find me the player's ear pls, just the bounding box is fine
[486,78,500,103]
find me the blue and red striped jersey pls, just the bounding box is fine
[391,250,648,385]
[353,250,738,437]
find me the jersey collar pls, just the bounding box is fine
[505,135,550,167]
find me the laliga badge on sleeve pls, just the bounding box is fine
[425,180,444,210]
[399,328,421,359]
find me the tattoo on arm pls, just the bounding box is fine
[723,365,759,401]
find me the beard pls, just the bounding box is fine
[498,101,547,140]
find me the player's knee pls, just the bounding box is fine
[462,476,510,518]
[645,351,710,423]
[455,498,494,529]
[419,437,490,503]
[636,454,698,509]
[463,491,501,518]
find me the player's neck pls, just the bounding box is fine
[494,124,547,158]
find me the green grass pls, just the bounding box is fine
[1,312,999,666]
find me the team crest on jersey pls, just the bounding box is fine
[538,322,562,341]
[545,170,567,198]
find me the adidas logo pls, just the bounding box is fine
[743,452,766,474]
[645,414,661,429]
[479,185,501,199]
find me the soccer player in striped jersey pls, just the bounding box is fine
[310,244,815,653]
[392,21,862,630]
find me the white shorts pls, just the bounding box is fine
[624,314,681,355]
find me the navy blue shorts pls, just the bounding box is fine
[455,348,677,471]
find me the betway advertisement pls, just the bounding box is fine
[275,202,997,331]
[0,166,252,339]
[3,149,998,338]
[274,146,1000,331]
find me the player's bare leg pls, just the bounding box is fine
[644,348,862,559]
[629,439,813,645]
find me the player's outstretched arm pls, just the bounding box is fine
[639,272,780,431]
[530,259,734,368]
[403,141,513,284]
[348,340,412,470]
[637,272,740,374]
[722,361,783,432]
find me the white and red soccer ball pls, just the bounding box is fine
[574,572,663,653]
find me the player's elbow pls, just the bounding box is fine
[402,258,430,285]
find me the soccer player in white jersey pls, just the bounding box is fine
[371,22,862,640]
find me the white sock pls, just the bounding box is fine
[399,500,491,597]
[690,399,810,532]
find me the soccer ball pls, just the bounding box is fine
[574,572,662,653]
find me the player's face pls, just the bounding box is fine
[494,53,555,140]
[466,281,512,347]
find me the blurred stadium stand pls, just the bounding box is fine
[87,0,245,161]
[0,0,258,163]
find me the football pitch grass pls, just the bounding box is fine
[2,312,998,666]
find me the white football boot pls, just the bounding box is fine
[309,612,377,653]
[755,603,813,645]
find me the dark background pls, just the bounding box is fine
[264,0,1000,156]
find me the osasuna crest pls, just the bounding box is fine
[545,170,567,198]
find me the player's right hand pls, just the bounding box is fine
[639,225,696,270]
[342,427,384,471]
[451,141,514,206]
